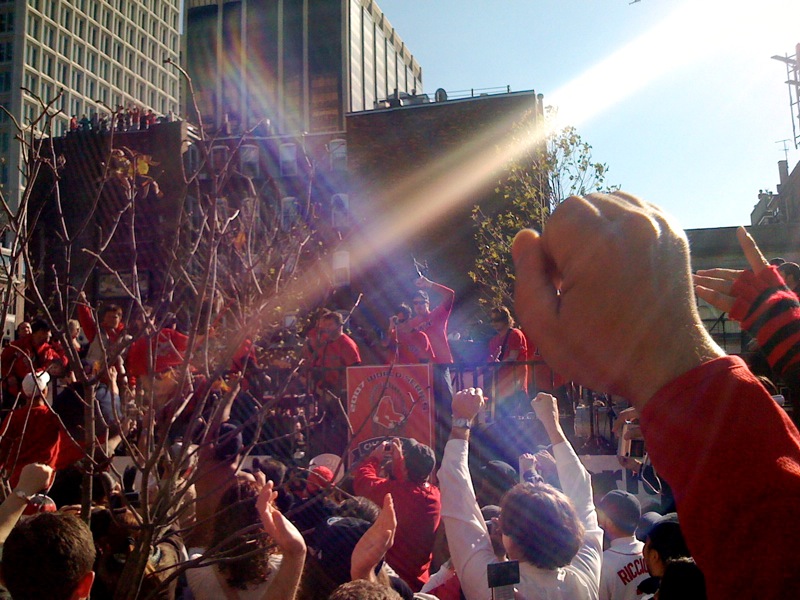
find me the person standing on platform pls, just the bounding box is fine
[383,304,435,364]
[487,306,529,419]
[311,311,361,456]
[312,311,361,395]
[408,277,454,456]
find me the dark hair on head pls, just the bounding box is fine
[755,375,779,396]
[500,482,584,569]
[647,514,689,562]
[99,304,124,320]
[30,319,51,334]
[778,261,800,284]
[254,456,288,487]
[490,306,514,326]
[211,480,273,590]
[658,557,707,599]
[321,311,344,327]
[2,512,96,600]
[329,579,402,600]
[395,304,412,320]
[334,496,381,524]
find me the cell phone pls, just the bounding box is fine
[487,561,519,600]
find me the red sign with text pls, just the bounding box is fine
[346,364,434,465]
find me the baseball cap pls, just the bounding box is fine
[636,511,662,542]
[22,371,50,398]
[314,517,373,586]
[214,421,244,461]
[597,489,641,533]
[481,460,518,495]
[402,439,435,483]
[306,465,335,496]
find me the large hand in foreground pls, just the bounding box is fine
[513,192,723,408]
[351,493,397,582]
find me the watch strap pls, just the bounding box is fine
[13,489,34,503]
[452,417,473,430]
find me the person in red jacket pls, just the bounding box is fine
[353,437,440,592]
[1,320,68,408]
[512,191,800,599]
[76,295,126,367]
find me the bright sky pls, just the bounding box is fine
[376,0,800,230]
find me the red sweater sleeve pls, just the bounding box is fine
[353,456,391,502]
[640,356,800,599]
[77,303,98,343]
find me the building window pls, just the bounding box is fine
[61,7,71,30]
[281,197,300,231]
[280,143,298,177]
[331,194,349,229]
[59,35,70,57]
[0,12,14,33]
[27,14,40,39]
[210,145,230,173]
[0,70,12,93]
[239,145,260,178]
[0,41,12,63]
[329,139,347,171]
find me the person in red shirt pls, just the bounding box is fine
[1,320,68,408]
[383,304,435,364]
[408,277,455,456]
[408,277,454,365]
[0,372,121,489]
[353,437,441,591]
[311,311,361,394]
[76,296,126,368]
[487,306,529,419]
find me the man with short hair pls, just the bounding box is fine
[1,319,67,407]
[439,390,601,599]
[311,311,361,394]
[354,437,441,591]
[2,512,96,600]
[597,490,647,600]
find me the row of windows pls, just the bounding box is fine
[31,0,179,34]
[27,44,179,103]
[349,2,420,112]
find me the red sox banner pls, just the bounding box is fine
[346,364,434,465]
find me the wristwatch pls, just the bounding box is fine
[12,489,34,503]
[451,417,473,430]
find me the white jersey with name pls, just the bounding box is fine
[599,536,648,600]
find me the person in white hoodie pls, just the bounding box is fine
[438,389,602,600]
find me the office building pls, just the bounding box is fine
[185,0,423,135]
[0,0,182,213]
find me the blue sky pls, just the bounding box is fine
[377,0,800,230]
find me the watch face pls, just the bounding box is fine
[22,494,57,516]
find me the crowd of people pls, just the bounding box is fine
[0,191,797,599]
[67,104,178,135]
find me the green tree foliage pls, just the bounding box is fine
[470,114,616,308]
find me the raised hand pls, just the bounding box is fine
[513,192,723,408]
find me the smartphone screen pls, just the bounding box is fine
[487,561,520,600]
